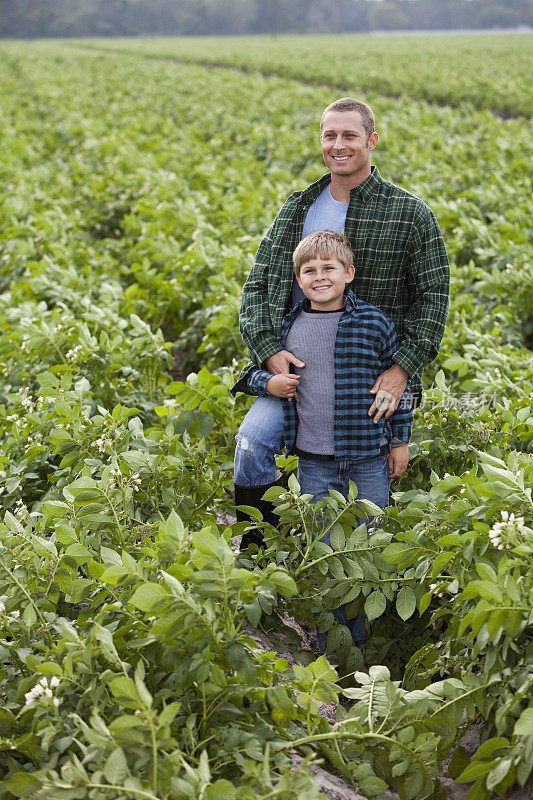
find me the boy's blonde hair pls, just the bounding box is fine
[293,230,353,276]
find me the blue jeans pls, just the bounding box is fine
[234,397,390,647]
[298,453,390,648]
[234,396,284,486]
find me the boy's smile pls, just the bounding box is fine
[296,257,355,311]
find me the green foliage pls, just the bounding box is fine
[0,35,531,800]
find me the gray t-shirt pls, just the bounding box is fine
[292,185,349,306]
[285,308,343,455]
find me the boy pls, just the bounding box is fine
[232,230,413,647]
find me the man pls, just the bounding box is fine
[233,97,449,533]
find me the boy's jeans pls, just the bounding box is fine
[298,453,390,649]
[234,396,390,648]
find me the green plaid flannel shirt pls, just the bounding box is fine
[239,167,449,394]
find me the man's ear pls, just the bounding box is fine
[368,131,379,151]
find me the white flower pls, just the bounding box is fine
[501,511,509,521]
[491,537,501,547]
[10,610,20,618]
[53,697,59,708]
[50,676,60,688]
[0,601,5,613]
[39,677,48,688]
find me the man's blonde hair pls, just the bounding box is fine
[293,230,353,276]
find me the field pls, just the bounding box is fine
[0,33,532,800]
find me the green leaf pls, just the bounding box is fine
[288,473,300,493]
[309,656,338,683]
[382,542,413,564]
[159,509,186,545]
[396,586,416,621]
[2,773,41,797]
[108,676,141,709]
[205,780,236,800]
[329,523,345,550]
[158,702,182,727]
[474,737,510,759]
[224,643,256,682]
[192,530,228,558]
[0,708,16,736]
[22,603,37,628]
[130,582,169,612]
[476,562,497,582]
[265,569,297,597]
[100,546,123,566]
[514,708,533,736]
[104,747,129,783]
[364,590,386,622]
[419,590,432,614]
[25,657,62,677]
[449,746,471,779]
[403,768,425,800]
[358,775,389,794]
[486,758,514,791]
[458,760,496,782]
[244,601,262,627]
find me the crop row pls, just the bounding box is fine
[0,41,531,800]
[76,33,533,117]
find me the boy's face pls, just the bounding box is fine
[296,257,355,311]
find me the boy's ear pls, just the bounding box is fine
[345,265,355,282]
[295,271,303,287]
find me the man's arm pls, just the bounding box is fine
[369,318,413,424]
[392,210,450,379]
[239,228,284,365]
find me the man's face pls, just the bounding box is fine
[320,110,377,180]
[296,256,355,311]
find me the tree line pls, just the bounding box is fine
[0,0,531,39]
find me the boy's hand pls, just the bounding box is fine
[388,443,409,478]
[266,350,305,374]
[266,373,300,401]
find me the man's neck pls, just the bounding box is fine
[329,165,372,203]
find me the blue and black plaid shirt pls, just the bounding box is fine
[233,290,413,462]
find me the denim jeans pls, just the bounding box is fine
[234,396,284,487]
[298,453,390,648]
[234,396,390,648]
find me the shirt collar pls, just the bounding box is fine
[300,165,382,206]
[344,288,358,311]
[286,288,358,322]
[349,165,382,203]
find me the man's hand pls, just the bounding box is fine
[369,364,409,423]
[266,373,300,401]
[265,350,305,375]
[388,443,409,479]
